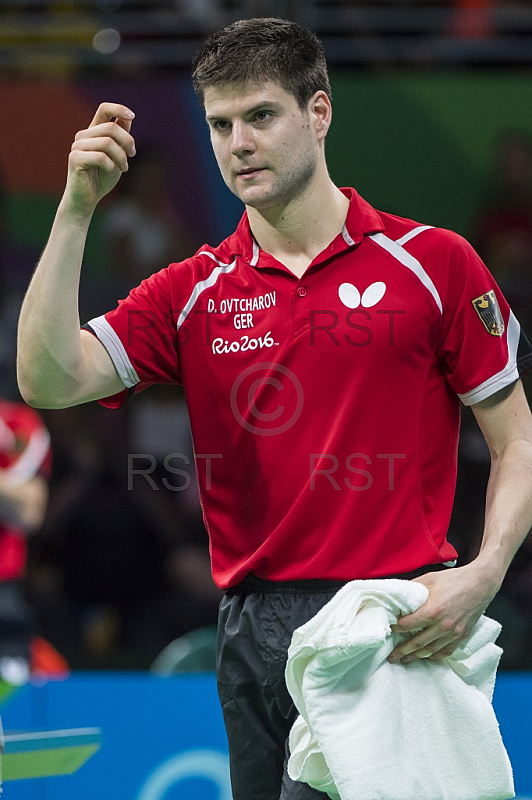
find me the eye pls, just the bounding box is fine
[253,110,272,123]
[212,120,231,132]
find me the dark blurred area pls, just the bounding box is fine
[1,1,532,74]
[1,0,532,671]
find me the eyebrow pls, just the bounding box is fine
[205,101,281,123]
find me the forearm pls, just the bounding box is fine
[0,473,49,532]
[389,390,532,664]
[17,203,93,408]
[473,437,532,588]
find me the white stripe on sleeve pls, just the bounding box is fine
[458,311,521,405]
[86,315,140,389]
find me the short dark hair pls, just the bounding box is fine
[191,17,331,110]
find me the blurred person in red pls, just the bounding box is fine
[451,0,495,39]
[0,398,55,685]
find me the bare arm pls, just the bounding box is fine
[388,380,532,664]
[470,379,532,575]
[0,472,48,532]
[17,103,136,409]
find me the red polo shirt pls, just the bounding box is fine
[0,401,51,580]
[86,188,532,588]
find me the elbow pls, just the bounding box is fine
[490,437,532,473]
[17,358,47,408]
[17,364,75,410]
[17,380,61,410]
[17,380,42,409]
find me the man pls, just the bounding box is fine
[0,397,50,686]
[17,17,532,800]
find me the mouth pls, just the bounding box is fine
[236,167,265,179]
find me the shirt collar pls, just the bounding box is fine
[233,187,385,269]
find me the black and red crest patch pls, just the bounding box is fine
[471,290,505,337]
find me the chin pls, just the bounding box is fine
[238,186,286,210]
[237,192,272,209]
[241,196,273,209]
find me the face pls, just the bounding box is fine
[204,81,328,210]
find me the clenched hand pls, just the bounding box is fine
[63,102,136,219]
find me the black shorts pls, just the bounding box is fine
[216,565,448,800]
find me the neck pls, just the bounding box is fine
[246,169,350,266]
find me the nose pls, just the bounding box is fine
[230,120,255,157]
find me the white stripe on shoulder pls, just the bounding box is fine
[395,225,434,246]
[199,251,236,267]
[176,252,236,331]
[458,311,520,406]
[87,315,140,389]
[4,427,51,486]
[369,232,443,314]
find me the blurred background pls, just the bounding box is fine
[1,0,532,677]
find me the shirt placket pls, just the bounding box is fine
[292,280,311,337]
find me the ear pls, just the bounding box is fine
[308,91,332,141]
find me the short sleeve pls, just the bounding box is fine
[83,262,187,408]
[437,233,532,406]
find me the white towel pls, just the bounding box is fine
[285,579,514,800]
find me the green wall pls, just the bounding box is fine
[327,70,532,237]
[4,194,108,275]
[4,70,532,266]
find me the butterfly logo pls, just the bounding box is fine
[338,282,387,309]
